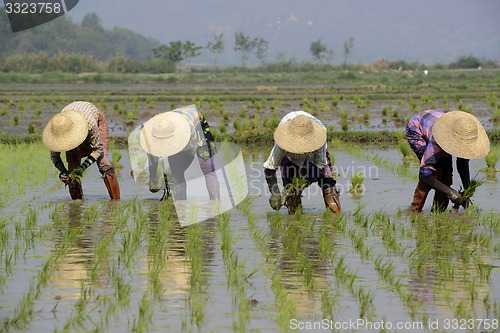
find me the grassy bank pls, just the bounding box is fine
[3,129,500,146]
[1,68,499,86]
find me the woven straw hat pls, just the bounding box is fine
[274,115,327,153]
[432,110,490,159]
[139,111,191,157]
[42,110,88,152]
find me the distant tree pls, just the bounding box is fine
[182,41,202,66]
[234,32,257,67]
[449,55,482,69]
[342,37,354,69]
[206,33,224,66]
[81,13,104,32]
[153,41,202,69]
[310,39,333,64]
[153,42,181,63]
[254,38,269,65]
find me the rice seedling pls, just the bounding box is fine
[349,172,365,196]
[281,177,308,212]
[112,151,124,169]
[492,109,500,123]
[341,119,349,132]
[271,271,297,331]
[130,292,153,333]
[481,148,500,173]
[69,167,85,186]
[363,111,370,122]
[356,286,375,318]
[398,140,413,164]
[452,178,485,212]
[374,253,396,284]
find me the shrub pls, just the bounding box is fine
[449,55,481,69]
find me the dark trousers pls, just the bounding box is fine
[168,151,220,200]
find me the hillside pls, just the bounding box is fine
[0,12,160,60]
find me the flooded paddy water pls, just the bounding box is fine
[1,144,499,333]
[1,77,499,332]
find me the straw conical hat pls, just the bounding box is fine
[139,111,191,157]
[274,115,326,153]
[432,110,490,159]
[42,110,88,152]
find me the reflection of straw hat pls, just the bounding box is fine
[42,110,88,152]
[140,112,191,157]
[433,110,490,159]
[274,115,326,153]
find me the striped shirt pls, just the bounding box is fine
[263,111,328,170]
[173,104,203,154]
[50,101,103,165]
[406,110,447,177]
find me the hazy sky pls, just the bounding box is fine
[67,0,499,65]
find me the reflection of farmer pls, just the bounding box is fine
[263,111,341,214]
[139,105,220,200]
[405,110,490,212]
[42,101,121,200]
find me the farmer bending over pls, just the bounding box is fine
[263,111,341,214]
[139,105,220,201]
[42,101,121,200]
[405,110,489,212]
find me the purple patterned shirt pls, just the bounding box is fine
[406,110,447,177]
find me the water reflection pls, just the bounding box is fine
[407,213,492,319]
[267,212,334,317]
[49,201,113,297]
[138,200,217,303]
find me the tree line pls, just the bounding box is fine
[0,11,496,73]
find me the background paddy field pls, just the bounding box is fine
[1,70,499,332]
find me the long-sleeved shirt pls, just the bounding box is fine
[407,109,469,181]
[50,101,103,166]
[263,111,328,171]
[174,104,204,155]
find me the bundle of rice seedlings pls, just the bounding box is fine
[69,167,84,185]
[112,151,124,169]
[281,177,308,208]
[398,140,412,164]
[282,177,308,198]
[349,172,365,195]
[462,178,484,202]
[482,148,499,172]
[452,177,485,211]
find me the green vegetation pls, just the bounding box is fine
[398,140,413,164]
[349,172,365,195]
[69,167,84,186]
[462,179,485,202]
[482,148,500,173]
[0,61,499,333]
[0,13,158,62]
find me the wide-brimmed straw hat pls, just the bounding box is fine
[139,111,191,157]
[432,110,490,159]
[42,110,88,152]
[274,115,327,154]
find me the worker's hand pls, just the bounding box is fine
[269,193,282,210]
[459,191,471,209]
[59,172,70,184]
[447,188,464,206]
[149,180,161,193]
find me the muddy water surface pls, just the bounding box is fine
[1,147,499,333]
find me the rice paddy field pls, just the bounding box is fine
[1,69,500,332]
